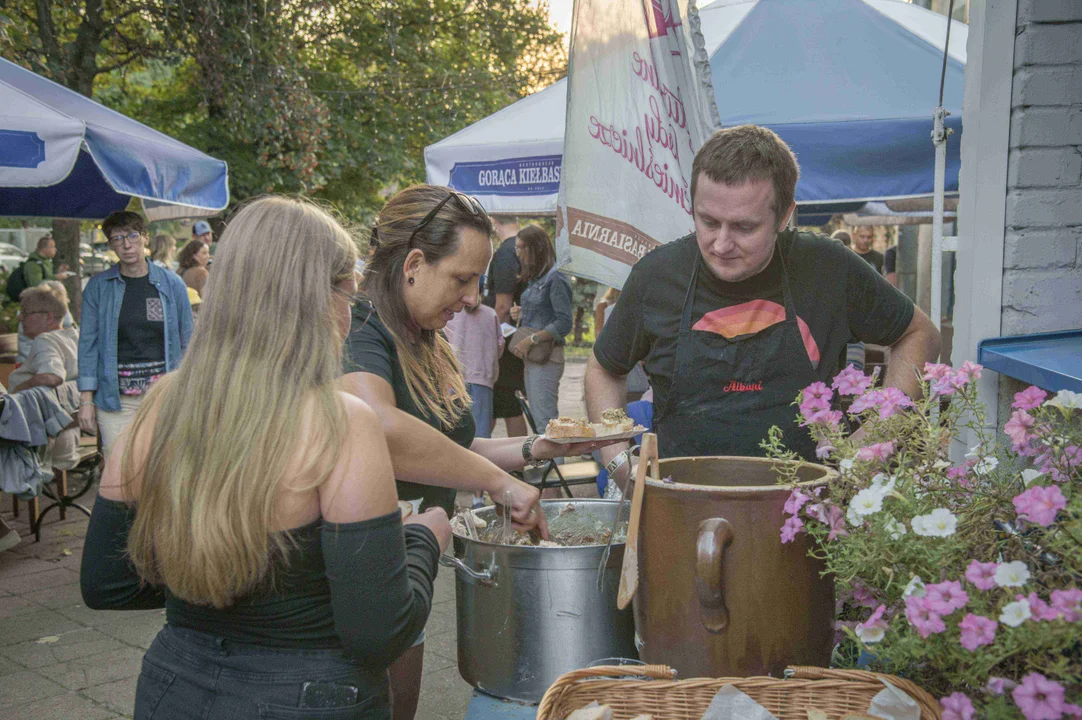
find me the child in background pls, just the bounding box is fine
[445,281,505,508]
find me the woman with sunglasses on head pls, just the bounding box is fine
[78,211,194,456]
[342,185,618,720]
[81,197,448,720]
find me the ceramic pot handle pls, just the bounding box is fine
[695,517,733,633]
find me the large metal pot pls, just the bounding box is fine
[449,499,637,702]
[634,456,836,679]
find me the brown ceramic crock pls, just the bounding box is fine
[632,456,836,678]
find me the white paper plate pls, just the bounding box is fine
[543,426,646,445]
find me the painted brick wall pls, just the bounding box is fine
[1000,0,1082,404]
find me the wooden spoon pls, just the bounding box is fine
[617,432,658,609]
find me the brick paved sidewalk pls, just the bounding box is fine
[0,359,590,720]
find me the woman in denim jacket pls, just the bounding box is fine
[77,211,193,456]
[509,225,572,432]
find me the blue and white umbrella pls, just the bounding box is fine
[0,57,229,220]
[425,0,966,215]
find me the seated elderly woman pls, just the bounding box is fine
[9,286,79,394]
[8,285,81,470]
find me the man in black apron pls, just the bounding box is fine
[586,125,941,481]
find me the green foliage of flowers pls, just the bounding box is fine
[768,364,1082,718]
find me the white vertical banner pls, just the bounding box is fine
[555,0,720,289]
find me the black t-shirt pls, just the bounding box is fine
[594,231,915,416]
[343,307,476,515]
[856,248,885,274]
[884,245,897,275]
[484,236,526,390]
[116,272,166,395]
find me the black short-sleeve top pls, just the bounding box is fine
[343,306,476,515]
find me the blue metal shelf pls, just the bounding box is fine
[978,329,1082,393]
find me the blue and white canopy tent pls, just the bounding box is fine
[425,0,966,218]
[0,57,229,220]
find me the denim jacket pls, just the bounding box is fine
[77,261,193,411]
[520,266,573,345]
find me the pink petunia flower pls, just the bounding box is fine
[965,560,999,591]
[986,677,1017,696]
[853,583,878,608]
[1012,673,1065,720]
[959,360,983,381]
[877,387,915,419]
[856,441,895,463]
[1021,592,1061,622]
[780,515,804,544]
[925,580,969,615]
[822,504,849,540]
[1013,385,1048,410]
[947,460,976,482]
[1050,589,1082,622]
[1037,445,1082,483]
[904,595,946,638]
[1064,703,1082,718]
[832,364,874,396]
[815,437,835,459]
[923,362,953,382]
[804,381,833,403]
[849,389,884,414]
[940,692,976,720]
[957,613,996,651]
[1005,409,1037,448]
[1013,485,1067,527]
[784,489,811,516]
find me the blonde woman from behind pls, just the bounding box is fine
[80,196,450,720]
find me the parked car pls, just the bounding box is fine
[80,243,113,276]
[0,242,28,274]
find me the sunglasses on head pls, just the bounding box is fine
[408,191,484,248]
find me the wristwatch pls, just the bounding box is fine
[529,333,539,344]
[521,434,545,467]
[604,445,639,478]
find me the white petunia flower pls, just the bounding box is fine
[911,508,957,537]
[851,487,886,516]
[1047,390,1082,411]
[884,517,907,540]
[839,459,855,473]
[932,460,952,471]
[1021,469,1044,487]
[903,575,926,598]
[999,600,1032,628]
[994,561,1030,588]
[975,456,999,474]
[855,623,885,644]
[870,473,897,493]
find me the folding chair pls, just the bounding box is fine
[515,391,600,498]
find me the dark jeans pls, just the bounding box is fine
[135,625,391,720]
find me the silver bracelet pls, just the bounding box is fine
[604,445,639,478]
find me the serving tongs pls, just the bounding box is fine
[595,438,656,594]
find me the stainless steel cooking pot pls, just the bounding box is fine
[447,499,637,702]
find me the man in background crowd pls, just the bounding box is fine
[852,226,884,274]
[22,234,56,288]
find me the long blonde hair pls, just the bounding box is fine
[360,185,492,428]
[124,196,358,608]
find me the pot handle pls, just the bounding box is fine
[695,517,733,634]
[440,553,498,587]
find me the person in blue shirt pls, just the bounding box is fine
[78,211,193,456]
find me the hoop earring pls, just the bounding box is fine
[408,276,415,286]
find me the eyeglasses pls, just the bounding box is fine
[108,231,144,248]
[407,191,484,248]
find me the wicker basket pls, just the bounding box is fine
[536,665,942,720]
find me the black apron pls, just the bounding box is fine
[655,244,820,460]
